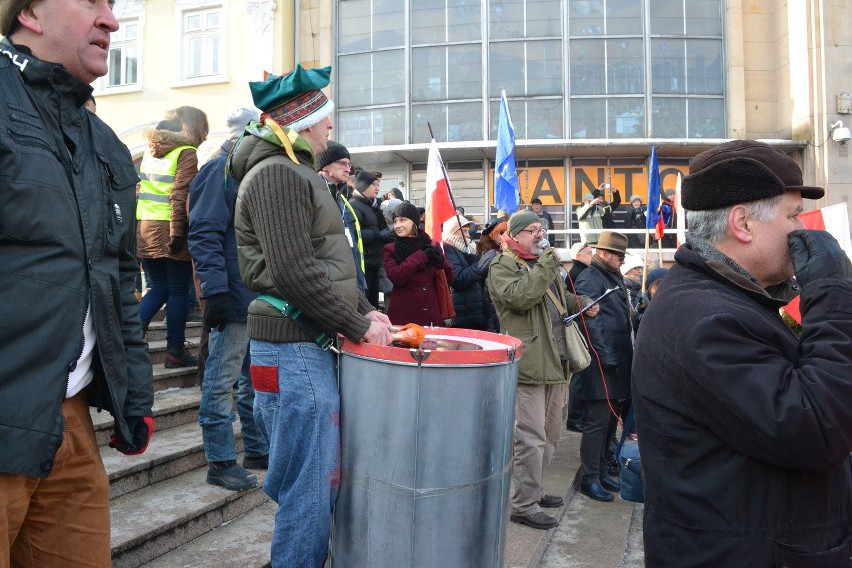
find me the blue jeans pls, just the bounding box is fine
[139,257,192,347]
[250,340,340,568]
[199,323,268,462]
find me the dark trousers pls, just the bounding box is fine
[139,257,193,347]
[364,266,381,310]
[566,373,584,427]
[579,399,620,484]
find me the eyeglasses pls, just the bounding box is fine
[520,227,546,236]
[611,251,626,261]
[334,159,352,169]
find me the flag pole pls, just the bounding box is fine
[642,230,651,297]
[426,122,468,248]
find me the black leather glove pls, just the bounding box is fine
[167,236,186,255]
[203,293,231,332]
[788,229,852,287]
[424,246,444,265]
[109,416,154,456]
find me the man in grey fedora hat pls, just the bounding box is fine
[573,231,634,502]
[633,140,852,566]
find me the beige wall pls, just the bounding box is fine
[98,0,293,158]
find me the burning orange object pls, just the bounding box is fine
[390,323,427,348]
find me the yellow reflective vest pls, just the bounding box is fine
[136,145,194,221]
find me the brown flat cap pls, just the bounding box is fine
[681,140,823,211]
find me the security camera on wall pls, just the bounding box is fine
[829,120,851,145]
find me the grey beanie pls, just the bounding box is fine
[507,210,541,237]
[226,107,259,139]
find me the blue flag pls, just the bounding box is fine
[646,146,664,238]
[494,91,520,214]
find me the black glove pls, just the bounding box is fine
[109,416,154,456]
[788,229,852,288]
[203,293,231,332]
[424,246,444,265]
[167,236,186,255]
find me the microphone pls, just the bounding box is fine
[538,239,551,250]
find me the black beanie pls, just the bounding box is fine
[314,141,350,173]
[355,170,378,192]
[392,202,420,226]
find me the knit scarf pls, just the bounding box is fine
[500,232,538,260]
[444,234,476,255]
[393,233,432,264]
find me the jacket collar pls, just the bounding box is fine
[677,237,798,307]
[1,37,92,113]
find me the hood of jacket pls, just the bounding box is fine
[229,122,315,182]
[143,128,194,158]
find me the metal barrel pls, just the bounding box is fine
[330,328,522,568]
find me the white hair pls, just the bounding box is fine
[686,195,784,244]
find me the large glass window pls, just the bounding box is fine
[183,8,221,79]
[336,0,725,145]
[412,45,482,102]
[107,19,138,87]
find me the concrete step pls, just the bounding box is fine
[151,363,200,392]
[146,320,203,342]
[147,338,200,365]
[102,420,243,500]
[139,501,276,568]
[91,386,202,446]
[110,461,269,568]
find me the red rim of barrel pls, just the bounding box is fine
[339,327,523,365]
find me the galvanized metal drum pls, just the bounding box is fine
[330,327,523,568]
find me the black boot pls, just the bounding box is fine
[165,344,197,368]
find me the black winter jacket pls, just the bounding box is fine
[349,192,388,271]
[444,245,487,330]
[188,139,257,320]
[0,40,153,477]
[573,259,632,400]
[633,243,852,567]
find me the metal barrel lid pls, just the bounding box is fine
[339,326,522,365]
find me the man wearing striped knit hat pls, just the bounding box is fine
[230,65,392,567]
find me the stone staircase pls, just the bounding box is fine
[91,318,274,567]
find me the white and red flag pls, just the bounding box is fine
[424,139,457,242]
[783,203,852,323]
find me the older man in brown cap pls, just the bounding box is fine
[1,0,154,565]
[633,140,852,566]
[573,231,634,502]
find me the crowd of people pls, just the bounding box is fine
[1,2,849,565]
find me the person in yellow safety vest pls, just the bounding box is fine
[136,112,207,368]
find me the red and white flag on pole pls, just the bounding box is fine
[425,139,457,242]
[783,203,852,323]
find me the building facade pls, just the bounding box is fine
[89,0,851,244]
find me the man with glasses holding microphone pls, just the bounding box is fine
[488,211,598,529]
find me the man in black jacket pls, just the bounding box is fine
[573,231,633,502]
[0,1,154,564]
[189,108,269,491]
[349,170,389,309]
[633,140,852,566]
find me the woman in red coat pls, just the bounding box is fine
[383,202,453,326]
